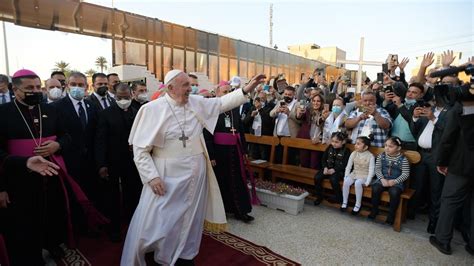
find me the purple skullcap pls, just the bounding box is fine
[12,69,39,79]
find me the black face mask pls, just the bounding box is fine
[97,86,108,96]
[284,96,293,103]
[23,91,43,106]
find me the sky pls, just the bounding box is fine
[0,0,473,81]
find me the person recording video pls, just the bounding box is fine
[429,57,474,256]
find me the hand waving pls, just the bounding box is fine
[441,50,456,67]
[420,52,435,68]
[243,74,267,94]
[398,57,410,71]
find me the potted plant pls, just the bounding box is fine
[252,179,309,215]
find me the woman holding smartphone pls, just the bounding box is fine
[296,94,330,169]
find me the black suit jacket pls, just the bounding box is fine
[437,102,474,176]
[87,93,116,111]
[411,106,449,161]
[243,101,276,136]
[54,95,99,179]
[95,105,138,171]
[131,99,148,111]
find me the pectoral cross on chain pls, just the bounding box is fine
[230,127,237,135]
[179,130,189,148]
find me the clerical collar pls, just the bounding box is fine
[15,99,35,110]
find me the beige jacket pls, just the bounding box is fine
[270,99,301,138]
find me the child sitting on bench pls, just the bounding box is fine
[341,136,375,215]
[313,132,351,205]
[369,136,410,225]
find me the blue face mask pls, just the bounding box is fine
[191,85,199,94]
[70,87,85,100]
[332,106,342,114]
[405,98,417,105]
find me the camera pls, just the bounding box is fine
[382,85,393,93]
[430,64,474,103]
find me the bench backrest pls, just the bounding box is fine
[244,134,280,163]
[280,137,421,165]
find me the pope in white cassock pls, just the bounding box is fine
[121,70,266,266]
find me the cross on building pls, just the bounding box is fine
[337,37,383,92]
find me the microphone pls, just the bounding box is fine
[429,65,470,78]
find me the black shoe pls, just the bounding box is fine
[466,245,474,256]
[176,258,195,266]
[236,214,254,223]
[340,205,347,212]
[313,198,322,206]
[48,245,65,259]
[385,214,395,225]
[429,236,452,255]
[427,221,436,235]
[368,211,377,220]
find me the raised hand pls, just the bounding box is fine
[420,52,435,68]
[460,56,474,67]
[441,50,456,67]
[243,74,267,93]
[398,57,410,71]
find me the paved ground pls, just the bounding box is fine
[228,203,473,265]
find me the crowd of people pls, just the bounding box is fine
[0,49,472,265]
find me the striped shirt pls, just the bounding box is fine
[375,153,410,184]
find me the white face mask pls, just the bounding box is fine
[48,87,63,100]
[137,93,148,103]
[117,99,132,110]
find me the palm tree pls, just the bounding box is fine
[52,61,70,72]
[85,69,97,77]
[95,56,108,73]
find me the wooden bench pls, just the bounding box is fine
[244,134,279,179]
[268,137,421,232]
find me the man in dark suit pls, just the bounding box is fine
[87,73,116,111]
[107,73,120,100]
[429,99,474,256]
[0,74,14,105]
[54,72,99,203]
[130,81,148,110]
[95,83,141,242]
[411,97,450,234]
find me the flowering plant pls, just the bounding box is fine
[254,179,307,196]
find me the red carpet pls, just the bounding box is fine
[58,230,300,266]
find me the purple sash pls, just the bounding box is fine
[6,136,110,246]
[214,132,260,205]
